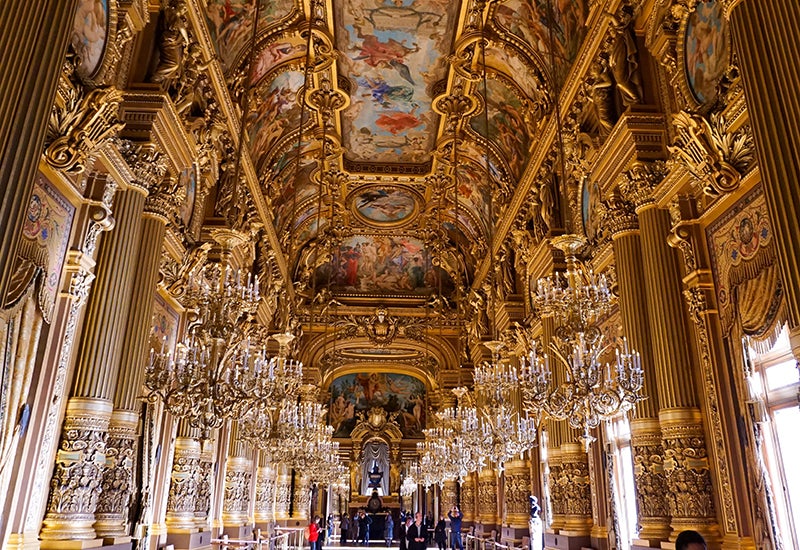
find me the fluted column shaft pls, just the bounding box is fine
[611,227,670,542]
[0,0,78,300]
[95,212,168,538]
[730,0,800,354]
[40,188,147,543]
[637,204,717,539]
[637,205,696,409]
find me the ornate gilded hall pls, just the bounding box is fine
[0,0,799,549]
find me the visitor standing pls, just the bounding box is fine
[358,510,373,545]
[384,513,394,547]
[434,515,446,550]
[308,516,321,550]
[341,514,351,545]
[447,506,462,550]
[407,512,427,550]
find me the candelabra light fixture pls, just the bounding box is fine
[522,234,644,451]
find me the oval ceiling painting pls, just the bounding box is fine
[684,0,730,106]
[352,186,419,225]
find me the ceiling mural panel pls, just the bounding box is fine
[247,70,307,176]
[335,0,461,168]
[470,78,532,180]
[484,43,544,102]
[329,372,426,438]
[493,0,589,85]
[314,234,454,295]
[250,34,308,85]
[205,0,298,73]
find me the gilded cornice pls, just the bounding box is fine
[118,90,195,174]
[589,109,668,196]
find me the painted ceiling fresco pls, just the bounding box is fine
[329,372,426,438]
[205,0,298,73]
[334,0,460,168]
[493,0,589,85]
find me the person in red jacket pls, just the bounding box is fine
[308,516,321,550]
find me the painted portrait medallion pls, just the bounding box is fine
[684,1,730,106]
[178,164,197,227]
[352,186,418,225]
[581,179,601,241]
[70,0,109,79]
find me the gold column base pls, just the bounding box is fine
[630,418,671,542]
[503,458,532,528]
[40,397,114,541]
[274,468,292,521]
[39,540,104,549]
[553,444,592,537]
[254,464,276,524]
[194,445,214,530]
[166,437,202,533]
[659,408,720,542]
[94,409,140,538]
[5,532,43,550]
[222,456,254,526]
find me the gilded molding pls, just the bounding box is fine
[682,287,738,532]
[195,448,214,527]
[669,111,755,198]
[40,398,114,541]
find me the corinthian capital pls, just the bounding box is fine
[601,191,639,236]
[618,161,667,209]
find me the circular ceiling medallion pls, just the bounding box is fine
[349,185,420,226]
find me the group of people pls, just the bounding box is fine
[340,509,375,546]
[399,506,463,550]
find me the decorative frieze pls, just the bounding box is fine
[223,456,253,525]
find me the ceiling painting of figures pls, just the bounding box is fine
[250,35,308,85]
[334,0,461,168]
[329,372,427,438]
[351,186,419,225]
[493,0,589,85]
[205,0,298,73]
[246,70,307,176]
[314,234,454,295]
[470,78,533,180]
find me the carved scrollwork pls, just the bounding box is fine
[45,59,125,175]
[618,161,668,209]
[670,111,755,197]
[661,424,716,521]
[95,422,137,536]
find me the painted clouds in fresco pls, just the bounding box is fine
[336,0,459,165]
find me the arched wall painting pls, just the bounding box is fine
[329,373,426,438]
[684,1,730,106]
[314,234,454,295]
[71,0,109,79]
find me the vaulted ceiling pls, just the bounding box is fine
[192,0,591,386]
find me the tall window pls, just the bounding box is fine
[605,416,638,550]
[747,325,800,548]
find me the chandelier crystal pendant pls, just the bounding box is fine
[435,387,485,482]
[523,234,644,451]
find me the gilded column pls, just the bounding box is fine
[196,439,215,530]
[477,467,498,532]
[503,458,532,539]
[166,421,203,533]
[621,163,718,539]
[274,465,292,522]
[95,176,171,538]
[222,423,254,535]
[460,472,476,525]
[605,195,670,543]
[40,187,147,544]
[729,0,800,355]
[254,455,277,529]
[0,0,78,300]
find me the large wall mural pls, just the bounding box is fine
[335,0,460,167]
[329,372,426,438]
[314,234,453,295]
[493,0,589,85]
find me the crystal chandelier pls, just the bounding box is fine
[522,234,644,451]
[145,230,262,437]
[473,341,538,471]
[435,388,485,482]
